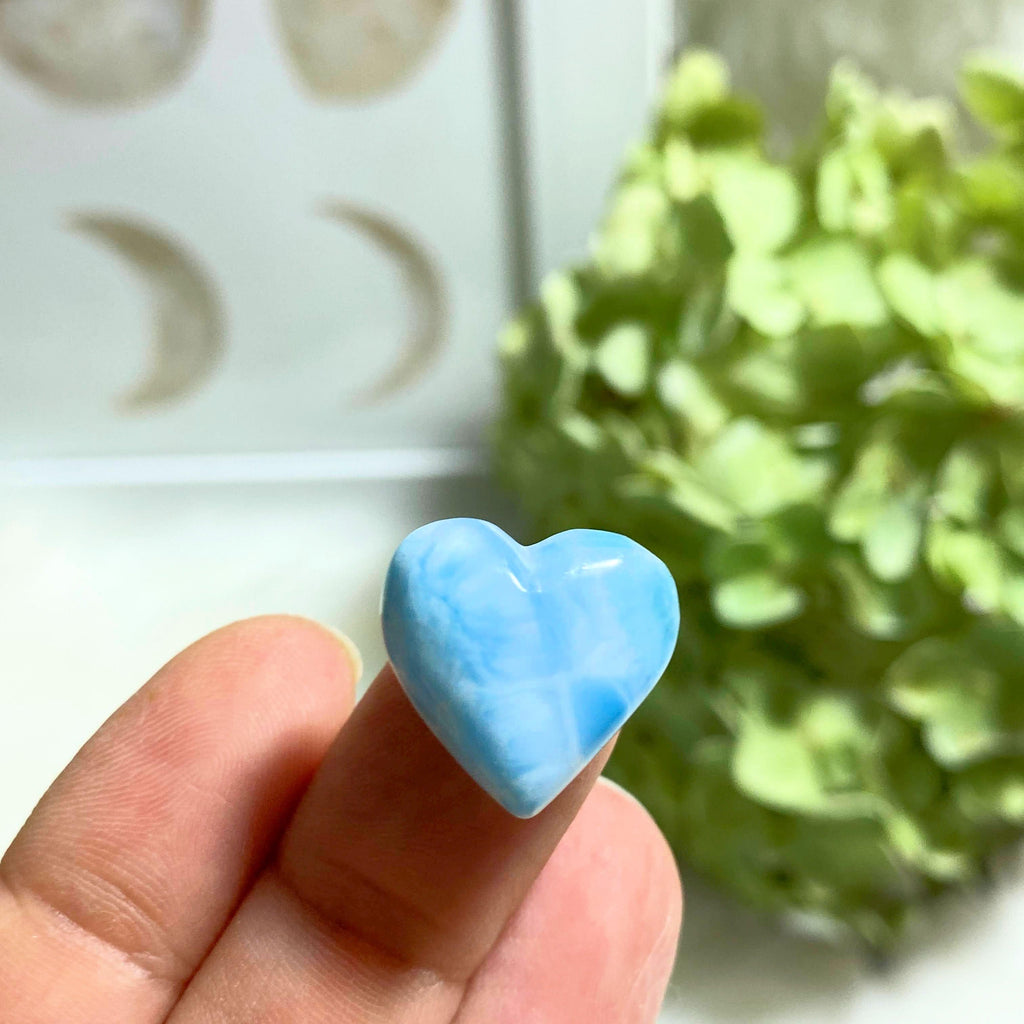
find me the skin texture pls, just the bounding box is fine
[0,615,682,1023]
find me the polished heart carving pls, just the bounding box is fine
[381,518,680,817]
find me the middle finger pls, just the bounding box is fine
[166,664,614,1023]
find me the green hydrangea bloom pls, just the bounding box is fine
[496,51,1024,950]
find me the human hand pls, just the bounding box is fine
[1,616,681,1022]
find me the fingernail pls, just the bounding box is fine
[597,775,650,813]
[321,624,364,686]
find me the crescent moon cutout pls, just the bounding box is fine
[68,213,224,410]
[0,0,207,106]
[274,0,455,100]
[320,201,447,405]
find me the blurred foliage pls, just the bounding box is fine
[496,50,1024,950]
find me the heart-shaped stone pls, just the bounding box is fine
[381,518,680,817]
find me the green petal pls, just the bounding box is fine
[663,138,704,202]
[657,361,729,436]
[998,508,1024,559]
[926,522,1004,612]
[960,54,1024,139]
[816,148,855,232]
[592,182,672,278]
[593,323,650,397]
[661,50,730,125]
[710,154,802,254]
[934,444,992,525]
[1000,572,1024,626]
[877,253,940,337]
[713,571,805,628]
[730,695,879,817]
[816,146,893,237]
[863,497,923,583]
[638,451,740,532]
[883,815,974,881]
[955,760,1024,824]
[729,345,806,414]
[556,412,604,451]
[497,317,530,360]
[539,271,581,342]
[726,254,805,337]
[885,638,1006,767]
[957,155,1024,217]
[829,432,901,542]
[935,261,1024,405]
[731,721,834,814]
[787,239,889,328]
[831,555,912,640]
[696,418,830,517]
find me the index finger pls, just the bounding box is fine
[0,616,359,1024]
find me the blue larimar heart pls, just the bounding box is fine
[381,518,680,817]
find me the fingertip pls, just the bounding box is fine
[593,777,682,1021]
[454,771,683,1023]
[317,624,364,686]
[172,614,362,712]
[595,775,684,928]
[0,614,363,1021]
